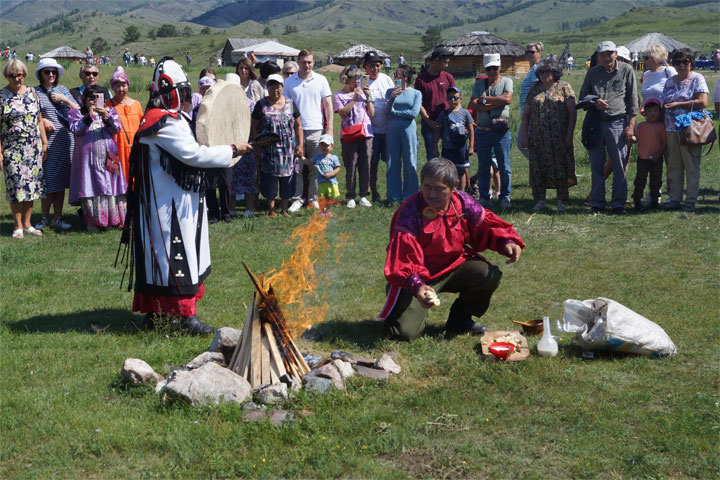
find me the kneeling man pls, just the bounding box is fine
[378,158,524,340]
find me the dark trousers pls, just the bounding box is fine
[205,167,234,220]
[385,258,502,341]
[632,156,663,204]
[342,137,372,200]
[370,133,387,201]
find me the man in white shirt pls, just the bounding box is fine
[283,49,334,211]
[363,51,395,202]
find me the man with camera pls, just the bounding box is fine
[363,51,395,203]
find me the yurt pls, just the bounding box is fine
[334,44,390,66]
[425,32,529,78]
[624,33,698,56]
[39,46,84,62]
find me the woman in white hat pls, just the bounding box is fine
[33,57,79,231]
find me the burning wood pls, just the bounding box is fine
[229,263,311,387]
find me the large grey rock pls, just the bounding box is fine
[280,373,302,392]
[355,365,390,380]
[331,351,356,364]
[186,351,226,369]
[375,353,401,374]
[254,383,289,404]
[208,327,242,363]
[302,353,324,368]
[302,375,334,395]
[121,358,162,385]
[310,363,345,390]
[355,357,376,367]
[332,359,354,379]
[163,362,251,406]
[155,378,168,393]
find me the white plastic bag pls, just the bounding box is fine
[563,298,677,357]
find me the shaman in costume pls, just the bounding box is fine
[120,58,249,334]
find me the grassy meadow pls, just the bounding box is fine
[1,61,719,479]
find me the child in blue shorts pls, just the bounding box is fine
[433,86,475,191]
[304,134,341,210]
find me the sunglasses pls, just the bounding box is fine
[447,95,461,100]
[672,59,690,66]
[42,70,58,75]
[643,55,651,60]
[7,73,25,79]
[525,50,537,55]
[283,71,296,76]
[83,71,99,77]
[485,66,499,71]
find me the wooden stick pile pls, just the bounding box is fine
[228,264,311,388]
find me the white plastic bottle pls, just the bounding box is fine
[537,316,558,357]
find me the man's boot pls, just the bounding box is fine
[446,299,487,335]
[180,316,216,336]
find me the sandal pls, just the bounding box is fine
[23,227,43,237]
[12,229,24,239]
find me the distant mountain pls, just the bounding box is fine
[191,0,312,28]
[0,0,234,26]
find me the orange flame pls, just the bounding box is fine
[265,210,331,336]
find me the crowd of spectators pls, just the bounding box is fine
[2,40,719,239]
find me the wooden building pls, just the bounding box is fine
[334,44,390,66]
[221,38,276,66]
[425,32,530,78]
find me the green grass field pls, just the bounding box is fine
[1,63,719,479]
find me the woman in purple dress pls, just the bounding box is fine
[68,85,127,231]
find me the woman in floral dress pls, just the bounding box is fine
[68,85,126,232]
[1,59,48,238]
[521,56,577,213]
[251,74,303,217]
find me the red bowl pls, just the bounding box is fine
[489,341,516,360]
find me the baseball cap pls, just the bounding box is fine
[319,134,334,145]
[447,86,461,96]
[643,98,661,109]
[363,51,382,65]
[430,46,454,60]
[483,53,501,68]
[266,73,284,85]
[616,46,631,62]
[596,41,617,53]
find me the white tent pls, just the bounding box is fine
[232,40,300,65]
[623,33,698,55]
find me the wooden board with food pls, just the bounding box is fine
[480,331,530,362]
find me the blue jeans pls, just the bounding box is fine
[386,119,419,202]
[476,129,512,202]
[421,122,436,161]
[588,117,628,209]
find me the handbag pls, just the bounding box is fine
[679,111,716,148]
[106,151,121,175]
[490,115,510,133]
[482,78,510,133]
[341,105,367,144]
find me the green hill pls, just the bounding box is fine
[510,6,720,58]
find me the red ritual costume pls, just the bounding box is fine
[378,190,524,320]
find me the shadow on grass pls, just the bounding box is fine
[303,316,448,349]
[7,308,145,335]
